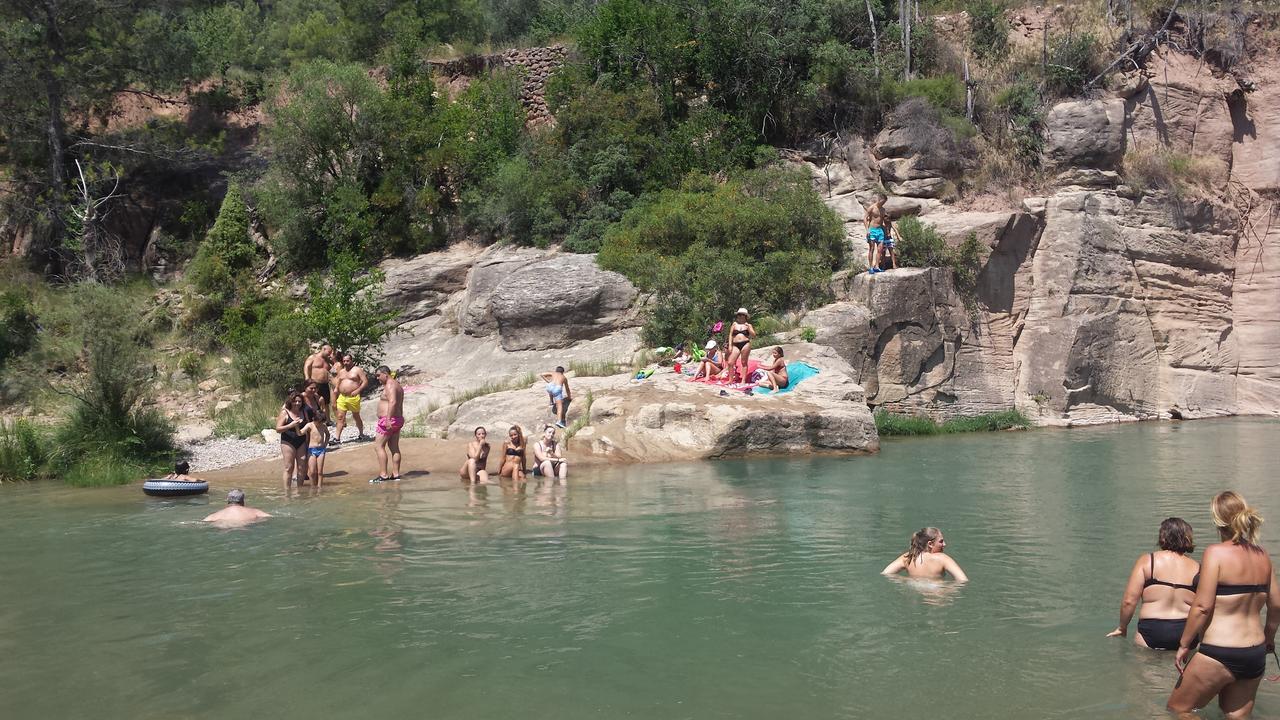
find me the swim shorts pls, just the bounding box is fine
[308,446,327,457]
[881,234,895,250]
[336,393,361,413]
[867,226,886,244]
[376,416,405,436]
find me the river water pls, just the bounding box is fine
[2,419,1279,718]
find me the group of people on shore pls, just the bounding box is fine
[460,423,569,484]
[885,491,1279,718]
[670,309,790,391]
[282,344,404,486]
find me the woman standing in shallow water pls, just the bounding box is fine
[881,527,968,581]
[1168,491,1280,719]
[1107,517,1199,649]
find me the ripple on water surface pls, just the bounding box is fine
[1,418,1280,719]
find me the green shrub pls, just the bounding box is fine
[230,311,311,392]
[800,326,817,343]
[0,289,38,367]
[1045,33,1102,97]
[599,166,843,346]
[214,389,280,438]
[890,76,967,117]
[0,420,50,482]
[301,250,398,368]
[952,232,984,297]
[59,450,170,488]
[895,216,952,269]
[875,409,1030,436]
[994,81,1043,166]
[968,0,1009,60]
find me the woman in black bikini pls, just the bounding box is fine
[720,308,756,382]
[1107,517,1199,649]
[499,425,527,482]
[1168,491,1280,718]
[275,391,310,487]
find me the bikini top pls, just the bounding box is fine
[1144,553,1195,592]
[1191,571,1269,596]
[505,447,522,456]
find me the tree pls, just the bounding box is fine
[0,1,194,272]
[301,250,398,367]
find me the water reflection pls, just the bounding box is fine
[885,575,967,607]
[3,419,1280,720]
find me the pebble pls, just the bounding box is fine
[181,436,277,473]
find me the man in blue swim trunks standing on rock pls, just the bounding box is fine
[864,193,889,274]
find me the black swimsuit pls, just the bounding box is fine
[1191,571,1269,680]
[279,411,306,449]
[1136,554,1196,650]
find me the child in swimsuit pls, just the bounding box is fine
[303,413,330,487]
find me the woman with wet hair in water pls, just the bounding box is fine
[881,527,968,581]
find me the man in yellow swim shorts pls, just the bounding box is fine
[332,354,369,445]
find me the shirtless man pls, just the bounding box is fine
[303,344,335,421]
[202,489,271,527]
[332,353,369,446]
[864,193,889,274]
[370,366,405,483]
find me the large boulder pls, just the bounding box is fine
[457,247,554,337]
[487,254,640,351]
[380,244,478,322]
[1124,48,1237,173]
[1044,98,1126,169]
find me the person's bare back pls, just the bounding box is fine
[203,489,271,527]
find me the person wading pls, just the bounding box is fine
[370,366,404,483]
[333,353,369,446]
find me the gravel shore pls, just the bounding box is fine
[182,436,277,472]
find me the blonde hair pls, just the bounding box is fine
[1211,491,1264,548]
[904,527,942,566]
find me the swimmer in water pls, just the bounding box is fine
[163,461,203,482]
[1106,517,1199,649]
[202,489,271,527]
[881,527,968,582]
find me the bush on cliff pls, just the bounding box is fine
[598,166,844,345]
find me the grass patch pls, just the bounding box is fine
[1122,147,1226,200]
[875,409,1031,436]
[450,372,537,406]
[60,451,170,488]
[0,420,51,482]
[568,360,627,378]
[564,391,594,445]
[213,390,280,439]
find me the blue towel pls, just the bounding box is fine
[756,361,819,394]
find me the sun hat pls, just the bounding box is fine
[705,340,717,350]
[736,307,749,317]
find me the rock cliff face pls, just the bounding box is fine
[798,44,1280,425]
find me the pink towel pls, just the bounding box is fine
[689,359,761,390]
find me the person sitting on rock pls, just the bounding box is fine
[755,346,790,391]
[695,340,722,379]
[532,425,568,480]
[460,426,490,484]
[499,425,527,482]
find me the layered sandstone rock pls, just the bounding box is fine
[423,344,878,462]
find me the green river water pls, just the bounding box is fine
[3,418,1280,719]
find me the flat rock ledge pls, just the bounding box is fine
[422,344,879,463]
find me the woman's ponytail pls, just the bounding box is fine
[904,527,941,566]
[1211,491,1264,547]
